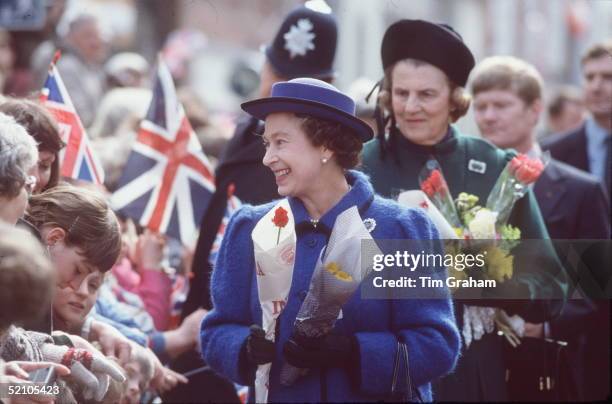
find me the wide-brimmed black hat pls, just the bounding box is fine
[381,19,475,87]
[264,5,337,79]
[241,78,373,142]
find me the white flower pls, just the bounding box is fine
[283,18,316,58]
[468,209,498,239]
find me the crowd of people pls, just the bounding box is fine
[1,1,611,403]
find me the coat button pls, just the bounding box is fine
[298,290,307,301]
[307,239,317,248]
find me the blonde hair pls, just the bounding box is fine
[470,56,543,106]
[581,40,612,65]
[378,58,471,124]
[26,184,121,273]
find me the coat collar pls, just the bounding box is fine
[288,170,374,236]
[395,125,459,155]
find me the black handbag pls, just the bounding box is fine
[503,336,578,402]
[390,341,422,402]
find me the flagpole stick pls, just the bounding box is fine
[51,50,62,66]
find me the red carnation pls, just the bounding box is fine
[272,207,289,228]
[272,206,289,245]
[509,155,544,184]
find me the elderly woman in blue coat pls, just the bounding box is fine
[200,78,460,402]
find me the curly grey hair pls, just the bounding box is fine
[0,112,39,198]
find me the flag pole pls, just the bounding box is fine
[51,50,62,67]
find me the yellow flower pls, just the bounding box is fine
[325,262,340,275]
[325,262,353,282]
[485,246,514,282]
[333,270,353,282]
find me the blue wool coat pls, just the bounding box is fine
[200,170,460,402]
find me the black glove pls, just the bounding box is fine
[283,333,356,369]
[244,324,275,365]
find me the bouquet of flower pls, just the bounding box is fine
[418,154,547,284]
[279,206,381,386]
[486,154,548,225]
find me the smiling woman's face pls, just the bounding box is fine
[261,112,327,199]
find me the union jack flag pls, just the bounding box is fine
[208,183,242,266]
[111,59,215,245]
[40,52,105,184]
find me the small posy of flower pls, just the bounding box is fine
[272,206,289,245]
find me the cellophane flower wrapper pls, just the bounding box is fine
[251,200,296,403]
[279,206,381,386]
[397,190,459,240]
[418,158,462,230]
[486,153,549,226]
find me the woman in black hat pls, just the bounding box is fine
[360,20,567,401]
[200,77,460,402]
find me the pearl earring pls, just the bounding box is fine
[321,157,328,164]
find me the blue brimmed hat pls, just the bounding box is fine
[241,78,373,142]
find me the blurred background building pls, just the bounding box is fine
[3,0,612,134]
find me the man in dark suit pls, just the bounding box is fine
[541,41,612,201]
[471,55,610,401]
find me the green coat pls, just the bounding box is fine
[360,126,568,322]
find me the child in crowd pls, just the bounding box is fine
[0,223,74,403]
[25,184,194,400]
[119,343,155,404]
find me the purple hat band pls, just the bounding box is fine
[271,81,356,115]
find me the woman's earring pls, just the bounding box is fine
[321,157,328,164]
